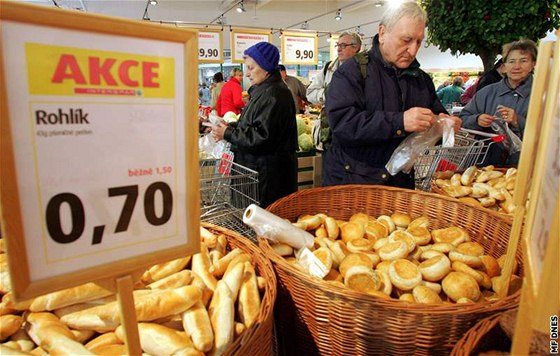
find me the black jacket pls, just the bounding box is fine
[324,35,446,188]
[224,70,298,208]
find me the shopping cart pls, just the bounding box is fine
[199,155,259,241]
[414,128,505,191]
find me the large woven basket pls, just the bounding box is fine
[202,223,277,356]
[450,312,511,356]
[259,185,521,356]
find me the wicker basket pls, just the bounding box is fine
[451,313,511,356]
[259,185,521,356]
[202,223,276,356]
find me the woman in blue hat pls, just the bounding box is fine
[211,42,298,208]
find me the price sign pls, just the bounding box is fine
[0,4,200,300]
[329,34,340,61]
[198,30,222,63]
[231,30,271,63]
[282,32,318,65]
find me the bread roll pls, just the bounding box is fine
[418,255,451,282]
[343,265,381,294]
[237,262,261,328]
[297,215,322,231]
[388,259,422,291]
[408,215,430,229]
[340,222,365,243]
[412,285,443,304]
[420,280,442,294]
[221,260,245,302]
[141,257,191,284]
[377,270,392,296]
[431,226,468,246]
[364,221,388,241]
[209,281,235,354]
[147,270,193,290]
[373,237,389,251]
[324,217,340,239]
[388,230,416,253]
[211,248,243,277]
[182,300,214,352]
[433,170,454,180]
[398,293,415,303]
[476,170,504,183]
[346,238,374,253]
[0,300,16,316]
[315,226,328,238]
[0,344,33,355]
[350,212,370,227]
[222,253,252,278]
[390,212,411,230]
[70,329,95,344]
[450,173,462,186]
[200,226,217,245]
[479,255,501,278]
[271,243,293,257]
[313,247,334,271]
[192,252,218,291]
[26,312,95,355]
[89,343,128,355]
[85,332,122,351]
[377,215,396,233]
[339,253,374,278]
[442,185,473,198]
[378,240,408,261]
[460,166,477,186]
[442,272,481,302]
[60,286,201,332]
[0,314,22,341]
[406,226,431,246]
[116,323,200,356]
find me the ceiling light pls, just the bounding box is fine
[301,21,308,30]
[236,0,246,13]
[375,1,383,7]
[335,9,341,21]
[149,0,158,5]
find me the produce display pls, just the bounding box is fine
[0,228,265,355]
[432,165,517,215]
[296,114,315,152]
[271,212,520,304]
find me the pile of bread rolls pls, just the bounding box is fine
[271,212,520,304]
[0,227,265,355]
[432,165,517,214]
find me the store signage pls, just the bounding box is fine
[231,29,271,63]
[282,32,318,65]
[198,30,223,63]
[0,5,200,300]
[329,34,340,62]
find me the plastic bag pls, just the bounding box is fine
[199,113,232,159]
[386,117,455,175]
[492,107,522,154]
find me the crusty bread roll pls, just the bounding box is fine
[60,286,201,332]
[451,261,484,284]
[85,331,122,351]
[372,237,389,251]
[450,173,462,186]
[324,217,340,239]
[271,243,293,257]
[26,312,95,355]
[479,255,501,278]
[433,170,454,180]
[442,185,473,198]
[315,226,328,238]
[88,343,128,355]
[2,293,33,312]
[346,238,374,253]
[398,293,415,303]
[297,214,322,231]
[339,253,374,278]
[420,280,442,294]
[182,300,214,352]
[374,260,392,274]
[237,262,261,329]
[475,170,504,183]
[211,248,243,277]
[327,240,348,268]
[406,226,431,246]
[70,329,95,344]
[0,344,33,355]
[340,222,365,243]
[141,257,191,284]
[418,255,451,282]
[377,270,392,296]
[200,226,217,245]
[390,212,411,229]
[147,270,193,290]
[209,281,235,355]
[388,230,416,253]
[0,300,16,317]
[343,265,381,294]
[431,226,468,246]
[408,215,430,230]
[221,260,245,302]
[116,323,200,356]
[324,268,342,282]
[442,271,481,302]
[449,242,484,268]
[460,166,478,186]
[377,215,396,233]
[412,285,443,304]
[378,240,408,261]
[192,252,218,291]
[0,314,23,341]
[349,212,370,227]
[388,259,422,291]
[364,221,388,241]
[313,247,334,271]
[222,253,252,278]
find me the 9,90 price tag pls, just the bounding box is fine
[198,30,222,63]
[282,32,318,65]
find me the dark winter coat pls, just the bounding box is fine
[224,70,298,208]
[324,34,447,189]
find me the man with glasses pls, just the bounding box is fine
[307,32,362,151]
[323,2,460,189]
[217,68,245,117]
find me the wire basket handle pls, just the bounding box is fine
[460,128,506,143]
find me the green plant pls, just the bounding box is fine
[420,0,560,72]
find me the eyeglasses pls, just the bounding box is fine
[335,42,355,49]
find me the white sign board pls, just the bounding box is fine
[231,30,271,63]
[0,4,200,299]
[282,32,318,65]
[198,30,223,63]
[329,34,340,62]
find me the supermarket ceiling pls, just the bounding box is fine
[23,0,390,49]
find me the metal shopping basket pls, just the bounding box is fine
[414,128,505,191]
[199,155,259,241]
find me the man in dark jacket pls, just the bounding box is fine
[324,1,460,189]
[211,42,298,208]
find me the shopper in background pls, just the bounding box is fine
[216,68,245,117]
[460,39,537,167]
[460,73,482,105]
[307,32,362,151]
[198,83,211,106]
[323,1,460,189]
[437,76,464,109]
[210,72,224,110]
[211,42,298,208]
[476,58,506,93]
[436,79,451,91]
[279,65,308,114]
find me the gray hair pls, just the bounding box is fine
[339,31,362,48]
[380,1,427,31]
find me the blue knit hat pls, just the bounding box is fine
[244,42,279,73]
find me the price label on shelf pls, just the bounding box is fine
[1,14,199,299]
[198,30,222,63]
[282,32,318,65]
[231,30,271,63]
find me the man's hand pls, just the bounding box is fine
[437,113,462,132]
[403,107,436,132]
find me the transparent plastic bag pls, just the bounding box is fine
[386,117,455,175]
[492,107,522,154]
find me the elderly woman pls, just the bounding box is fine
[460,39,537,167]
[211,42,298,208]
